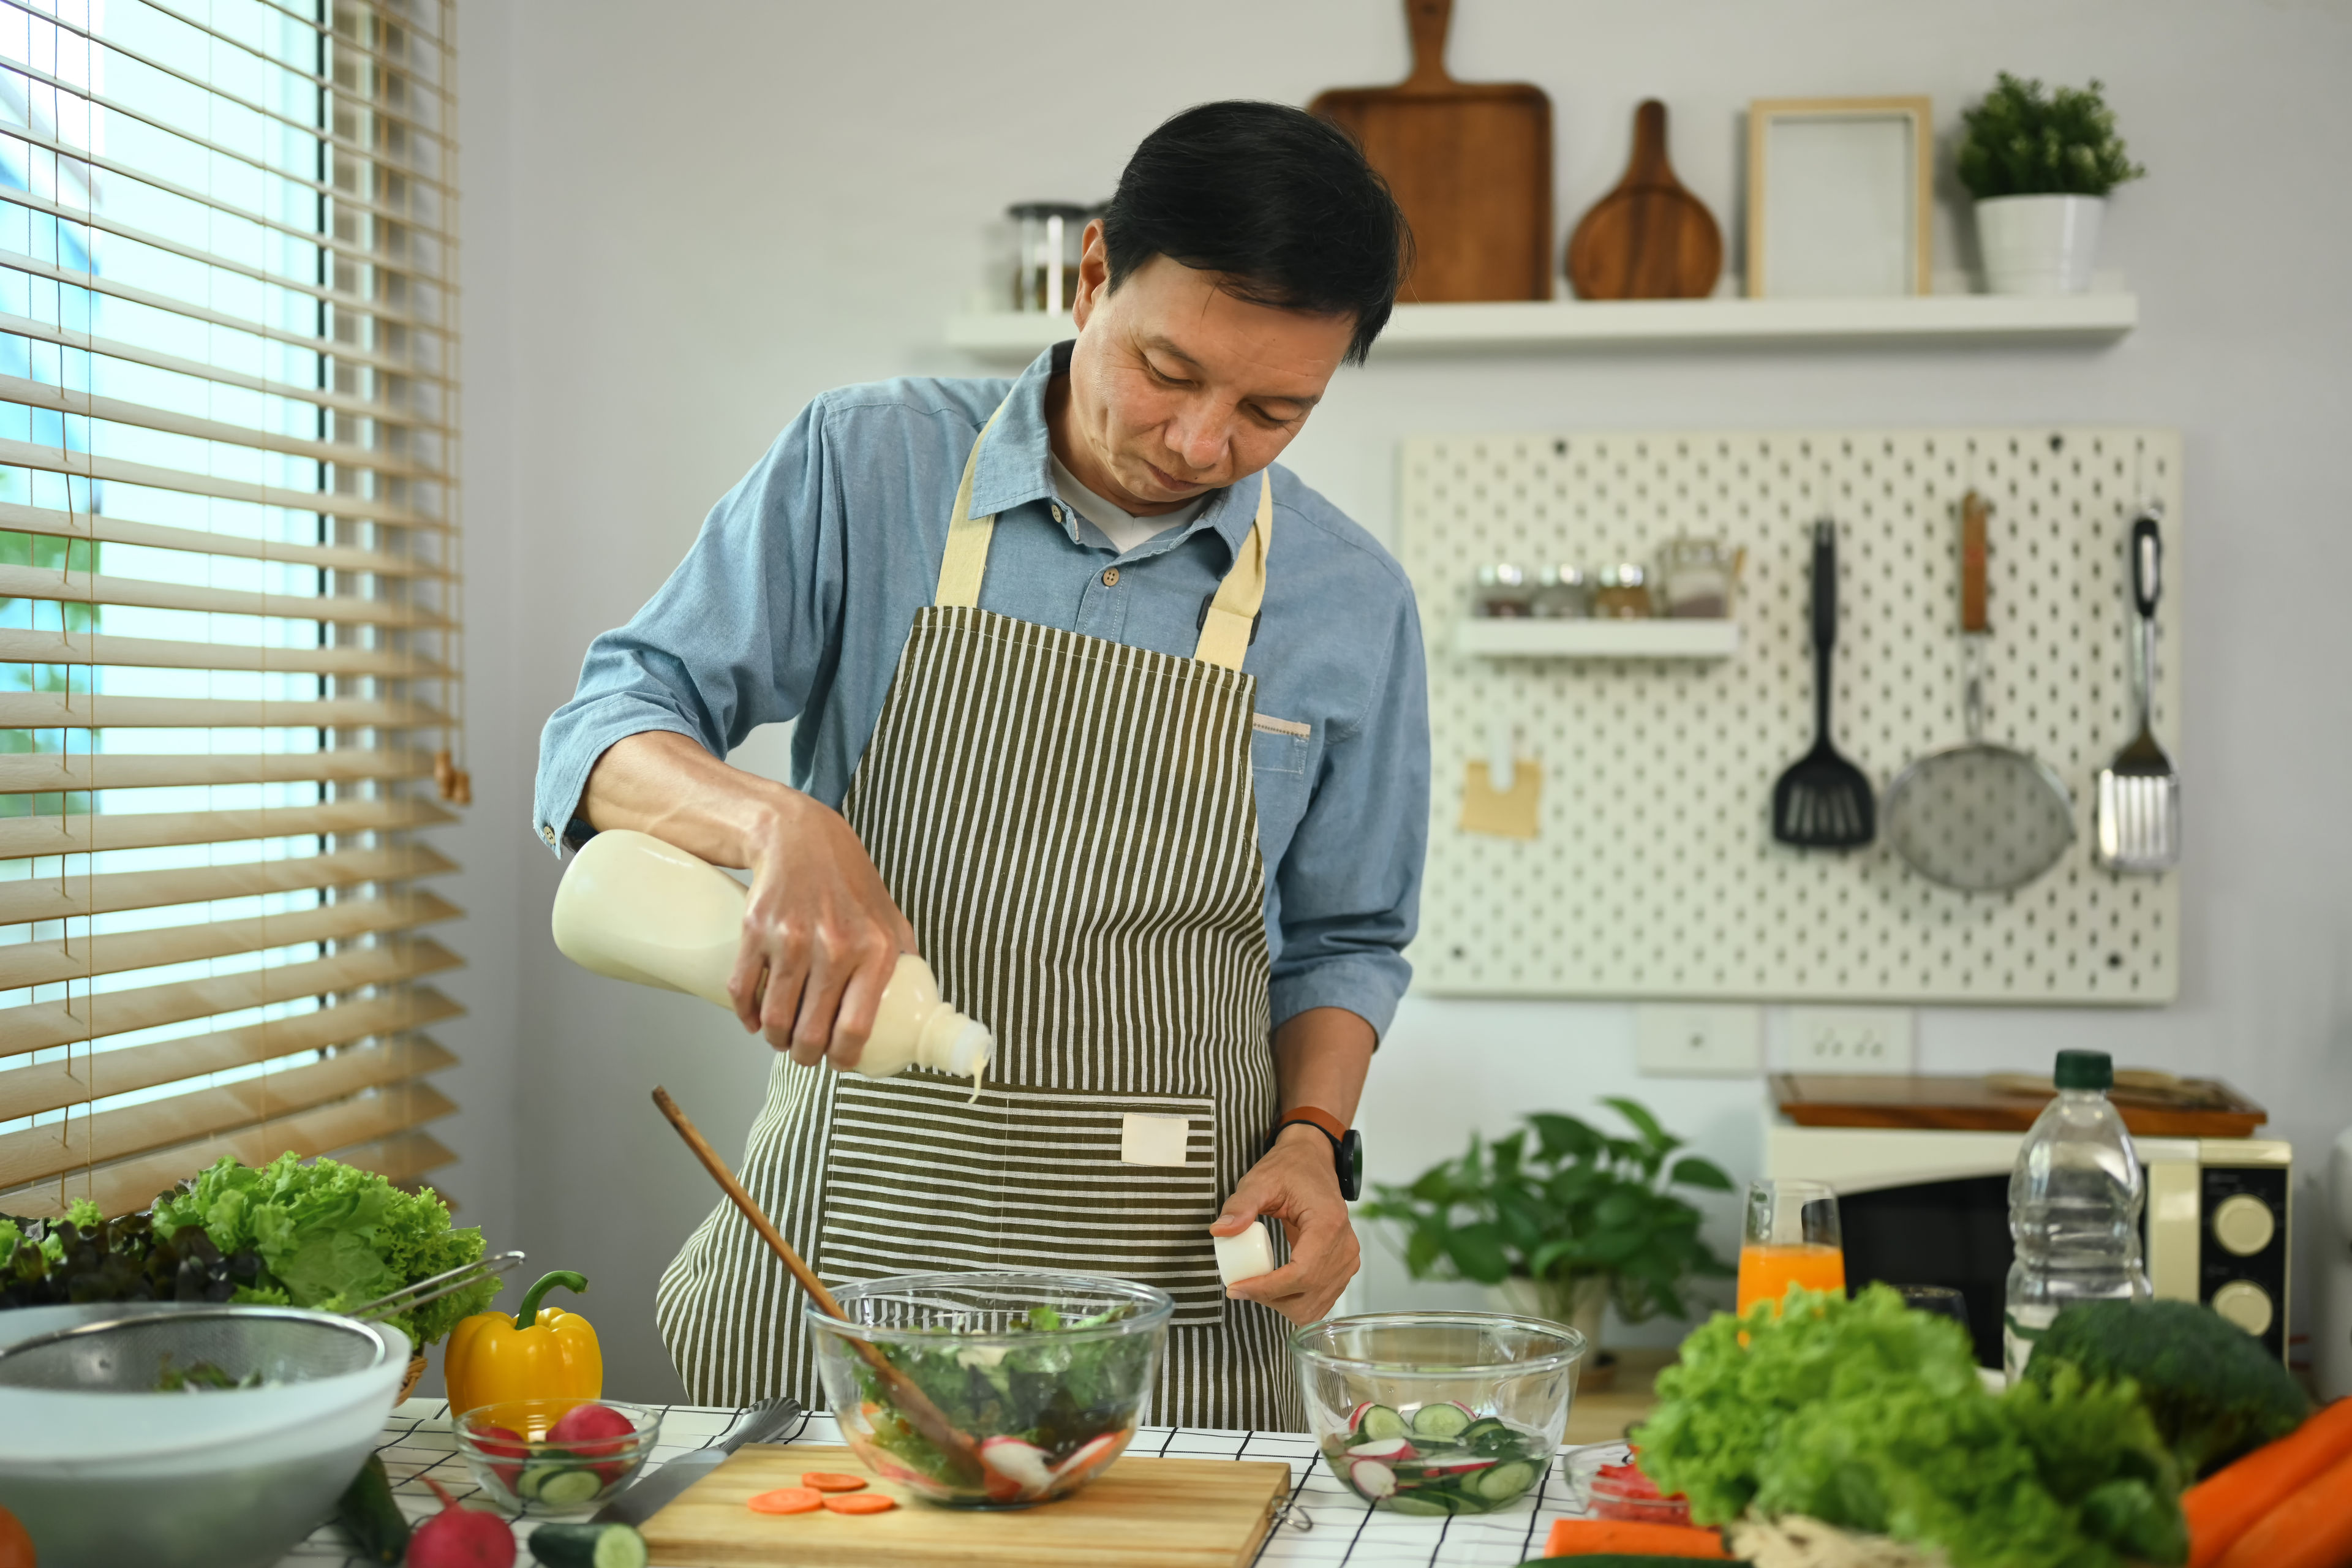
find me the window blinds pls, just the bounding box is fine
[0,0,462,1219]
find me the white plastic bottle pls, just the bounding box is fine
[2004,1049,2150,1379]
[550,827,992,1082]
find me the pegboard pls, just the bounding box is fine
[1401,428,2182,1005]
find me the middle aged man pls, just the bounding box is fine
[535,100,1430,1430]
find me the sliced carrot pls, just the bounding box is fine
[2187,1398,2352,1568]
[800,1471,869,1493]
[822,1493,898,1515]
[1544,1517,1733,1558]
[747,1487,823,1515]
[2212,1446,2352,1568]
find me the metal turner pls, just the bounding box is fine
[1773,519,1875,848]
[2094,508,2180,872]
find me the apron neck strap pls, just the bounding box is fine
[934,398,1274,673]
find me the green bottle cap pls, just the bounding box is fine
[2054,1049,2113,1091]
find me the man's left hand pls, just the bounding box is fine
[1212,1123,1359,1325]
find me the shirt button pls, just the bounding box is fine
[1051,504,1065,522]
[541,824,557,845]
[1101,567,1120,587]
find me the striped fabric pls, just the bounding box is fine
[655,602,1300,1431]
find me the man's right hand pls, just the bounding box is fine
[578,731,916,1071]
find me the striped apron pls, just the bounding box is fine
[655,399,1301,1431]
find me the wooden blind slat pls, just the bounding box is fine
[333,1127,456,1190]
[0,628,450,679]
[0,695,451,733]
[0,795,453,861]
[0,564,451,628]
[0,437,449,531]
[0,889,461,990]
[0,374,440,479]
[0,1069,459,1217]
[0,499,451,579]
[0,843,456,925]
[0,748,439,796]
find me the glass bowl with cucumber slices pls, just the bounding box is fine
[453,1398,662,1514]
[1294,1312,1583,1517]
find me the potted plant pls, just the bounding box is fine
[1957,72,2145,295]
[1361,1098,1735,1376]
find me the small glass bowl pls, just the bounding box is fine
[1562,1442,1692,1526]
[1294,1312,1583,1516]
[808,1272,1173,1509]
[453,1398,661,1515]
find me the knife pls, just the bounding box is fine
[591,1396,803,1526]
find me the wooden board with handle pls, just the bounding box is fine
[1566,99,1722,300]
[1771,1072,2268,1138]
[640,1443,1293,1567]
[1310,0,1551,303]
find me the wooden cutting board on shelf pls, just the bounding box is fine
[1310,0,1551,302]
[639,1443,1292,1567]
[1565,99,1722,300]
[1772,1073,2268,1138]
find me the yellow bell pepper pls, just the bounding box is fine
[443,1269,602,1421]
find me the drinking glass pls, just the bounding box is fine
[1736,1179,1845,1314]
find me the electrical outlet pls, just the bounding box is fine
[1787,1007,1916,1073]
[1636,1005,1763,1077]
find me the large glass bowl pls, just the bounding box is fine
[1294,1312,1584,1516]
[807,1272,1172,1509]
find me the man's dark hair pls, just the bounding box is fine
[1101,101,1411,366]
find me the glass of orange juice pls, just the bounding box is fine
[1736,1179,1845,1314]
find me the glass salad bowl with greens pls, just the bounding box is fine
[1294,1311,1584,1516]
[807,1272,1172,1508]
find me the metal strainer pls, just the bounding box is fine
[0,1306,386,1392]
[1882,490,2075,892]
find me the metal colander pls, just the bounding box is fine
[0,1306,388,1392]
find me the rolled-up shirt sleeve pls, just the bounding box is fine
[1267,590,1429,1039]
[532,397,843,851]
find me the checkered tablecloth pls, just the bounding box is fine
[282,1401,1618,1566]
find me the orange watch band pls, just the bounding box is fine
[1278,1106,1348,1142]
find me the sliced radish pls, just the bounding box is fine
[1413,1457,1498,1476]
[1345,1436,1419,1461]
[1048,1431,1128,1490]
[979,1435,1054,1498]
[1349,1458,1397,1499]
[1346,1400,1376,1431]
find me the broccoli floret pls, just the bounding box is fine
[2025,1300,2308,1477]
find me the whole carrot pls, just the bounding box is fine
[2211,1444,2352,1568]
[2187,1399,2352,1568]
[1544,1517,1733,1558]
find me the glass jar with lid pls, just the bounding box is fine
[1592,562,1653,619]
[1008,202,1092,313]
[1532,564,1590,619]
[1654,535,1741,619]
[1472,563,1534,617]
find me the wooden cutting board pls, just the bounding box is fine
[1772,1073,2268,1138]
[639,1443,1293,1566]
[1310,0,1551,302]
[1565,99,1722,300]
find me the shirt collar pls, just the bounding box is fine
[964,340,1261,562]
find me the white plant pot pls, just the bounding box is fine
[1485,1275,1608,1351]
[1975,194,2105,295]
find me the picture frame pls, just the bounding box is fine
[1747,97,1932,299]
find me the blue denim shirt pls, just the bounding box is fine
[533,345,1429,1037]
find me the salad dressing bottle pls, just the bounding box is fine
[551,827,992,1085]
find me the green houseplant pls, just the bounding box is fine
[1361,1099,1735,1352]
[1956,74,2145,294]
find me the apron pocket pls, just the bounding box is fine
[820,1074,1227,1327]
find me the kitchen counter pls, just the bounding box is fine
[282,1400,1623,1566]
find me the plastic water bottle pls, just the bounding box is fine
[2004,1049,2152,1379]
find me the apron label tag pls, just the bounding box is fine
[1119,1112,1194,1167]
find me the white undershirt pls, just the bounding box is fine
[1050,452,1208,556]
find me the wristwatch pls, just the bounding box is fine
[1277,1106,1363,1202]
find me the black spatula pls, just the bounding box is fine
[1773,519,1875,848]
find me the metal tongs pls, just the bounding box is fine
[347,1249,527,1324]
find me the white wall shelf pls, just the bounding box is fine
[1453,617,1740,660]
[944,293,2138,360]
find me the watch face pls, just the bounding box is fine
[1340,1129,1364,1202]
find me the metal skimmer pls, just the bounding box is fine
[2094,508,2180,872]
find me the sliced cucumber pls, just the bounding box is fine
[1354,1403,1407,1443]
[1472,1458,1538,1501]
[1383,1491,1455,1516]
[519,1461,606,1507]
[529,1522,650,1568]
[1409,1401,1473,1441]
[1457,1416,1512,1448]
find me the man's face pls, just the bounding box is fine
[1061,222,1356,516]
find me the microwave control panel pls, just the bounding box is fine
[2199,1162,2290,1360]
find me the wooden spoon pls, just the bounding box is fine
[1566,99,1722,300]
[651,1086,984,1480]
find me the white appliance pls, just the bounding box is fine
[2323,1125,2352,1400]
[1769,1122,2293,1368]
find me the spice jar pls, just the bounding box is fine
[1472,562,1534,617]
[1654,535,1740,619]
[1008,202,1091,313]
[1592,562,1653,619]
[1532,564,1590,619]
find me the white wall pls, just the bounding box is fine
[448,0,2352,1398]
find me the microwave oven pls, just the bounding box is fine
[1768,1123,2292,1369]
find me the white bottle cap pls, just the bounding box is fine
[1213,1222,1276,1287]
[945,1020,993,1079]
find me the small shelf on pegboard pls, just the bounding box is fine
[1453,617,1740,660]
